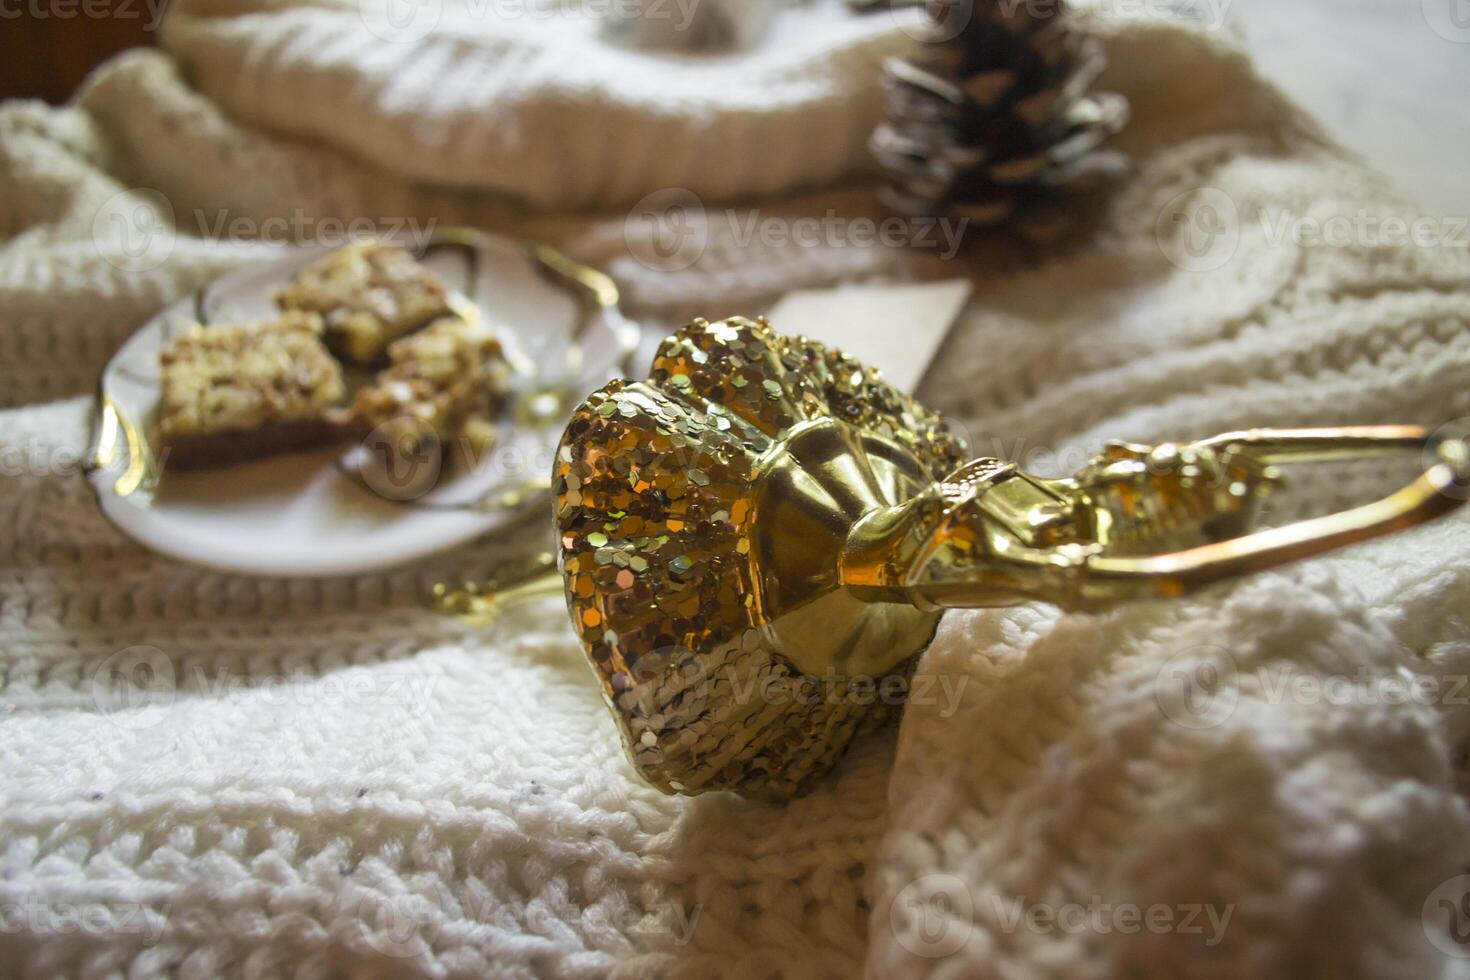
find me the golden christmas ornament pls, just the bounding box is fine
[554,316,1470,799]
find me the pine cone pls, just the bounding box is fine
[868,0,1129,241]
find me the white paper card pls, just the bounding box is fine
[764,279,972,391]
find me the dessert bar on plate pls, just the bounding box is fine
[154,311,350,469]
[274,241,454,365]
[89,227,635,577]
[352,315,513,465]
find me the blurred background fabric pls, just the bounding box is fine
[7,0,1468,213]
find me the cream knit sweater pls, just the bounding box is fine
[4,2,1470,978]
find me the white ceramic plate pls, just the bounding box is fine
[86,229,639,578]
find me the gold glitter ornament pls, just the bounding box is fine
[555,316,1470,800]
[555,316,966,798]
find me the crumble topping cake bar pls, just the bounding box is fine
[156,311,350,469]
[352,315,512,466]
[274,241,453,364]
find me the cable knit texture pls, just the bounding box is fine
[2,3,1470,978]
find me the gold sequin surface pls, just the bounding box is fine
[554,316,966,798]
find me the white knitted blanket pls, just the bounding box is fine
[5,2,1470,977]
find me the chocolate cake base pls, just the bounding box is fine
[156,418,353,470]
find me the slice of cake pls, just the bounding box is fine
[352,316,512,470]
[274,241,453,365]
[156,311,350,470]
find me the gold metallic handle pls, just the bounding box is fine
[1074,426,1469,608]
[1195,425,1434,464]
[888,426,1470,613]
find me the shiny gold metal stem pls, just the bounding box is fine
[844,426,1470,615]
[1078,456,1464,607]
[1196,425,1431,463]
